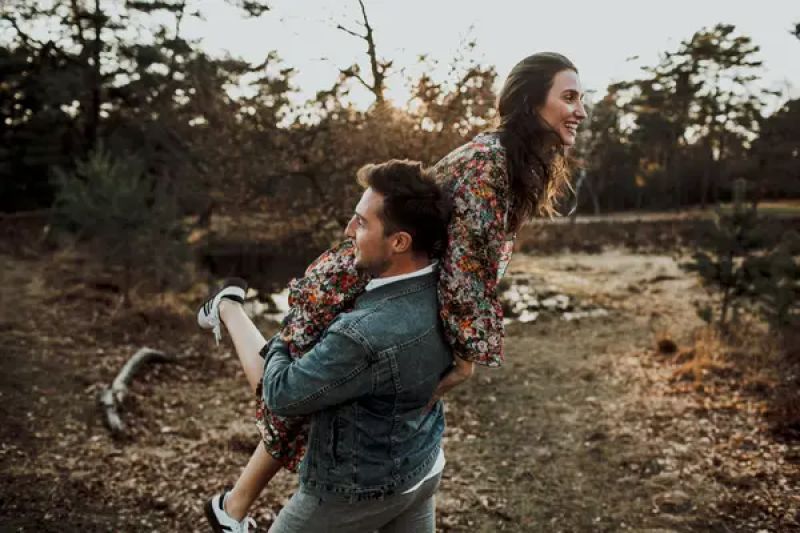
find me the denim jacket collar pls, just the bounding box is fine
[354,271,438,310]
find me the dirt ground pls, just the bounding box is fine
[1,234,798,532]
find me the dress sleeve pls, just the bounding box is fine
[438,158,509,368]
[282,239,369,356]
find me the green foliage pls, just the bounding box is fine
[590,24,774,212]
[743,231,800,327]
[749,98,800,198]
[2,2,796,224]
[686,205,759,325]
[52,146,188,302]
[685,181,799,329]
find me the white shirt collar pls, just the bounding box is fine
[365,261,438,292]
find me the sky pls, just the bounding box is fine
[182,0,800,110]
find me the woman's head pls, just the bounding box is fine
[498,52,586,147]
[496,52,586,227]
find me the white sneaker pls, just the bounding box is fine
[204,490,257,533]
[197,278,248,345]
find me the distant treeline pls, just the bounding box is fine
[1,2,798,221]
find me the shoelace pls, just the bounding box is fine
[241,516,257,533]
[212,321,222,345]
[201,293,223,345]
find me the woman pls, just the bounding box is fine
[200,51,587,532]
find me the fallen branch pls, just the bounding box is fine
[98,347,175,438]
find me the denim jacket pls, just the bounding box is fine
[262,271,453,503]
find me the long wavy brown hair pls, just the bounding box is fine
[496,52,577,231]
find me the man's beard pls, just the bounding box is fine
[355,255,392,278]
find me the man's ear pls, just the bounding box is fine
[391,231,413,254]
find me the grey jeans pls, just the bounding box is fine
[268,473,442,533]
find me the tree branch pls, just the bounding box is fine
[2,13,84,66]
[98,347,176,438]
[339,67,371,92]
[335,23,363,39]
[334,0,386,104]
[69,0,87,46]
[357,0,383,103]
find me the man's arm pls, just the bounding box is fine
[262,327,373,417]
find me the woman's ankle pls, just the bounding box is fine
[223,489,248,522]
[219,298,243,323]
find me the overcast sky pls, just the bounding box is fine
[182,0,800,110]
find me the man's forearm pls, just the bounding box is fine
[262,330,370,417]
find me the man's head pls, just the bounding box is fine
[344,160,451,277]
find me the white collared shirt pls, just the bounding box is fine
[364,261,438,292]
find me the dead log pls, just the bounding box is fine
[99,347,175,438]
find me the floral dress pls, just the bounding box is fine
[256,131,514,471]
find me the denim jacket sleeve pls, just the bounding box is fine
[262,327,373,417]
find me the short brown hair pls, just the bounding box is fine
[356,160,451,257]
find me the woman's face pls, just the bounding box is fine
[537,69,587,147]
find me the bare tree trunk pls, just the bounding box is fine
[86,0,102,150]
[336,0,390,105]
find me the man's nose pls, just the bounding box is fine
[344,217,355,238]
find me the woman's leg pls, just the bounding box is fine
[215,299,280,520]
[219,299,267,394]
[213,241,366,522]
[225,442,283,521]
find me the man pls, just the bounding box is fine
[203,160,453,532]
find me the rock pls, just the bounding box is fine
[518,310,539,323]
[654,490,692,514]
[563,308,609,321]
[541,294,571,311]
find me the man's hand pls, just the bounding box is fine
[425,354,475,411]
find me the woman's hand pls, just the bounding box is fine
[425,354,475,411]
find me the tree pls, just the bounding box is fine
[0,0,203,209]
[408,40,497,146]
[578,90,642,213]
[52,146,188,304]
[336,0,392,106]
[0,0,298,215]
[615,24,767,209]
[749,99,800,200]
[687,179,800,331]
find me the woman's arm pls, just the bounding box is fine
[438,156,509,369]
[429,155,510,403]
[426,353,475,410]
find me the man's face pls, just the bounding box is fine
[344,187,394,276]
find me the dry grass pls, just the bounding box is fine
[655,318,800,439]
[668,326,732,384]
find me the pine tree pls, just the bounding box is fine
[52,146,188,304]
[686,179,799,329]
